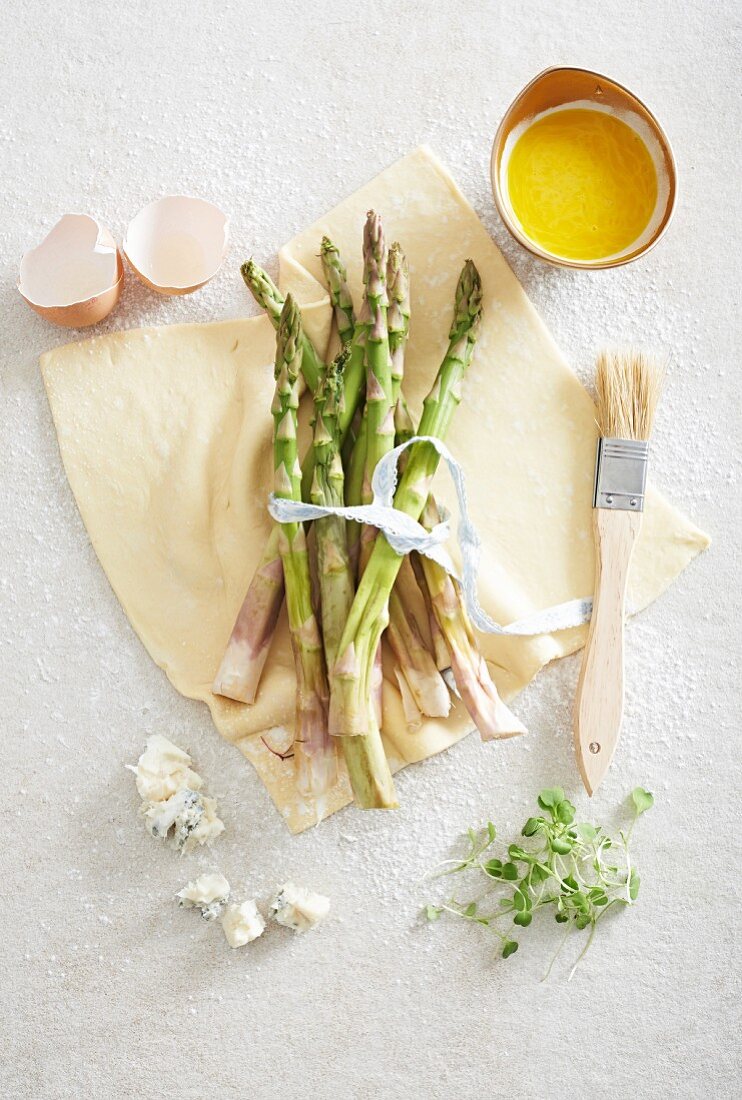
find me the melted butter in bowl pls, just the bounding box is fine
[506,107,659,262]
[491,68,677,270]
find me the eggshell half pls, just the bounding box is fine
[18,214,124,328]
[123,196,229,295]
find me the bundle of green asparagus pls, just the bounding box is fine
[213,212,524,810]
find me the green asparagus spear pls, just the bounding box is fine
[360,212,395,507]
[273,295,335,800]
[357,214,394,729]
[387,242,410,405]
[320,237,355,346]
[310,348,354,671]
[241,259,324,395]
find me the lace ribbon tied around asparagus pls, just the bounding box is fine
[268,436,594,638]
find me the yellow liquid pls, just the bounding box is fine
[506,108,658,261]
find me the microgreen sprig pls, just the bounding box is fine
[424,786,654,979]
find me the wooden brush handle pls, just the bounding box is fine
[574,508,642,795]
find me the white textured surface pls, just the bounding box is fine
[1,2,739,1097]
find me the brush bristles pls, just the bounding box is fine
[595,351,665,441]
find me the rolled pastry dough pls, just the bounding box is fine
[41,147,709,832]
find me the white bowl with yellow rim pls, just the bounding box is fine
[490,67,678,270]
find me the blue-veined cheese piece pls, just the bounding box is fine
[177,872,231,921]
[270,882,330,932]
[127,734,203,802]
[128,735,224,852]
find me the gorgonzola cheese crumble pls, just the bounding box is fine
[177,873,231,922]
[270,882,330,932]
[128,735,224,852]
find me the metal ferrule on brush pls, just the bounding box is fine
[593,437,649,512]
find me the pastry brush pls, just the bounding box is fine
[574,351,664,794]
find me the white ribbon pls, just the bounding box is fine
[268,436,593,637]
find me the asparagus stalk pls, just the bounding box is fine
[344,406,367,576]
[272,295,335,799]
[395,392,453,674]
[331,261,484,756]
[359,213,394,513]
[358,215,394,726]
[388,560,451,722]
[212,532,284,703]
[411,551,453,673]
[387,242,410,405]
[328,213,394,799]
[320,237,355,346]
[394,394,457,675]
[241,260,324,394]
[310,348,354,670]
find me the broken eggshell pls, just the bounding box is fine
[18,214,124,328]
[123,195,229,295]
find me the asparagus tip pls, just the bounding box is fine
[450,259,483,343]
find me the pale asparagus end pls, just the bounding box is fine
[370,643,384,728]
[294,695,339,798]
[448,647,527,740]
[422,554,526,740]
[387,584,451,720]
[212,537,284,704]
[410,552,453,673]
[394,669,423,729]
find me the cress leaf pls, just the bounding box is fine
[508,844,530,863]
[537,787,564,810]
[631,788,654,816]
[502,940,519,959]
[555,799,576,825]
[550,836,573,855]
[513,889,527,913]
